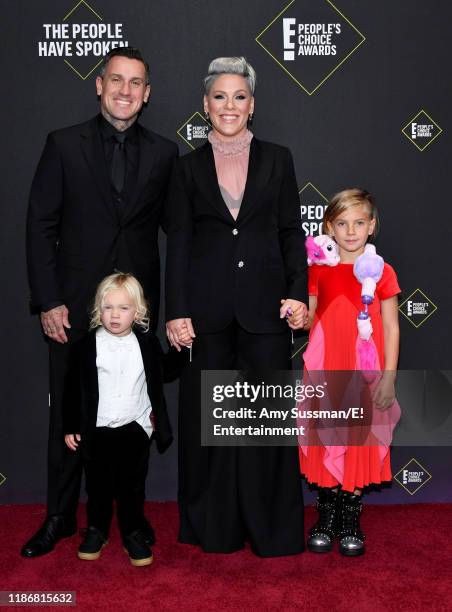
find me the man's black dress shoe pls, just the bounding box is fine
[21,515,77,558]
[140,517,155,546]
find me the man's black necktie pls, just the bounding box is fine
[111,132,127,194]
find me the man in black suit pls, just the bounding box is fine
[23,47,178,557]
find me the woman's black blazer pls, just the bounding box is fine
[165,137,308,334]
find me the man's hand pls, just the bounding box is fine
[280,299,308,330]
[40,305,71,344]
[166,318,196,351]
[64,433,81,451]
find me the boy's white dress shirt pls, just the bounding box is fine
[95,327,153,437]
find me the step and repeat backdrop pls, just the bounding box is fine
[1,0,451,505]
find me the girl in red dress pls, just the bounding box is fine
[300,189,401,556]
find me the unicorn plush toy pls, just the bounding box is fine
[305,235,340,266]
[305,236,384,371]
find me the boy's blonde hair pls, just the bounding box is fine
[323,188,379,239]
[90,272,150,332]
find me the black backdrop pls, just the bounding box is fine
[1,0,451,506]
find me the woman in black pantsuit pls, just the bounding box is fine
[166,57,308,556]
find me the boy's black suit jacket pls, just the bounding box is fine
[63,328,180,454]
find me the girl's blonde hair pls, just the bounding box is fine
[323,188,379,240]
[89,272,150,332]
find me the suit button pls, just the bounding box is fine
[232,228,238,236]
[238,261,244,268]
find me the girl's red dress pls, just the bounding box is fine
[299,262,401,492]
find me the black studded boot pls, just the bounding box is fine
[307,488,339,553]
[337,491,365,557]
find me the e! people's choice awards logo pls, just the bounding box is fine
[299,183,328,236]
[177,112,211,151]
[402,110,443,152]
[399,289,438,329]
[256,0,365,95]
[394,458,432,495]
[37,0,129,79]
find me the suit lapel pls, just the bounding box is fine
[236,137,274,223]
[121,125,157,224]
[80,117,117,222]
[193,144,236,223]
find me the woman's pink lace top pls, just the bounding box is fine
[208,129,253,220]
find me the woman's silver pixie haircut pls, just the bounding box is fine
[204,57,257,95]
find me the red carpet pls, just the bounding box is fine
[1,503,451,611]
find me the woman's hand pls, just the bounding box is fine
[65,434,81,451]
[280,299,308,330]
[166,318,196,351]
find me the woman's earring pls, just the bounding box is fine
[248,112,254,125]
[204,110,210,121]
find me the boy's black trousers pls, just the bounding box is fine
[84,421,151,538]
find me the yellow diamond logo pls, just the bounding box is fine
[402,109,443,152]
[256,0,365,95]
[394,458,431,495]
[177,112,211,151]
[399,288,437,329]
[38,1,129,80]
[63,1,104,80]
[291,339,308,360]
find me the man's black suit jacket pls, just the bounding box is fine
[62,328,180,455]
[165,137,308,334]
[27,115,178,329]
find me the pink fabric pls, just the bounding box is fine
[355,337,401,461]
[298,319,401,484]
[208,130,253,220]
[299,321,347,483]
[357,337,378,373]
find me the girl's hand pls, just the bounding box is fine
[372,375,396,410]
[280,299,308,330]
[65,434,81,451]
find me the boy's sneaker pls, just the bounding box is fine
[123,530,153,566]
[78,526,108,560]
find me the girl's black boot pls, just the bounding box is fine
[337,491,365,556]
[307,488,338,553]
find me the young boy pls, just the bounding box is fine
[64,272,180,566]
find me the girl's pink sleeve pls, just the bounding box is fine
[308,265,320,296]
[376,263,401,300]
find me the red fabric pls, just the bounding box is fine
[300,263,401,491]
[2,503,451,611]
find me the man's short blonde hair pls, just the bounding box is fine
[90,272,150,332]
